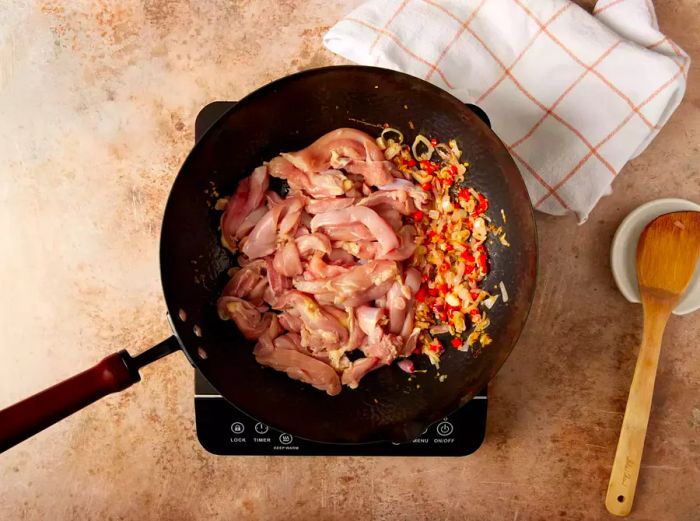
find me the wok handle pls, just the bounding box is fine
[0,336,181,454]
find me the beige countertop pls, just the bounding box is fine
[1,1,698,519]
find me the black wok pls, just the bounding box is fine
[0,66,536,451]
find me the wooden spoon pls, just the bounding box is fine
[606,211,700,516]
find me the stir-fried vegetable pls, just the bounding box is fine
[377,130,505,367]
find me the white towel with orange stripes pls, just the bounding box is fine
[323,0,689,221]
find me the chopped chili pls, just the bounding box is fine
[384,132,499,365]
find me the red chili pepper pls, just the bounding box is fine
[445,243,454,252]
[478,193,489,211]
[412,210,424,221]
[439,262,449,273]
[464,263,476,274]
[421,273,430,282]
[427,230,436,240]
[421,181,432,191]
[451,337,462,348]
[438,283,448,295]
[407,159,416,167]
[458,188,470,200]
[429,287,439,297]
[438,312,448,322]
[450,164,458,175]
[478,254,488,275]
[474,193,489,216]
[470,291,480,300]
[469,309,480,316]
[460,251,475,263]
[416,286,427,302]
[430,138,438,146]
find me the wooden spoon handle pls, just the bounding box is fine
[606,301,671,516]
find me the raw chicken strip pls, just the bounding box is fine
[269,156,351,198]
[282,128,383,171]
[310,207,399,256]
[274,290,349,349]
[254,332,342,396]
[242,195,305,259]
[356,306,385,343]
[319,223,376,242]
[273,241,303,277]
[379,225,417,261]
[361,334,403,365]
[236,206,268,240]
[293,260,399,307]
[341,357,381,389]
[264,256,291,299]
[305,197,356,214]
[377,179,430,210]
[295,232,332,258]
[217,296,272,340]
[386,281,408,335]
[221,166,269,250]
[221,259,266,301]
[358,190,415,215]
[305,254,348,279]
[342,159,397,187]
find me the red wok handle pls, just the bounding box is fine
[0,337,181,454]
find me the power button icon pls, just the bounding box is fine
[436,421,454,437]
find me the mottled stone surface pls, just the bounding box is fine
[0,1,698,520]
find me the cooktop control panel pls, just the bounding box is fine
[194,371,487,456]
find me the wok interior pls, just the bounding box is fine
[160,67,537,443]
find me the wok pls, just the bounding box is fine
[0,66,537,451]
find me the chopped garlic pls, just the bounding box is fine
[441,195,454,213]
[483,295,499,309]
[445,292,460,307]
[499,281,509,303]
[384,142,402,160]
[472,217,487,241]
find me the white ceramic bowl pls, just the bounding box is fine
[611,198,700,315]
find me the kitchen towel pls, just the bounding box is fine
[323,0,689,222]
